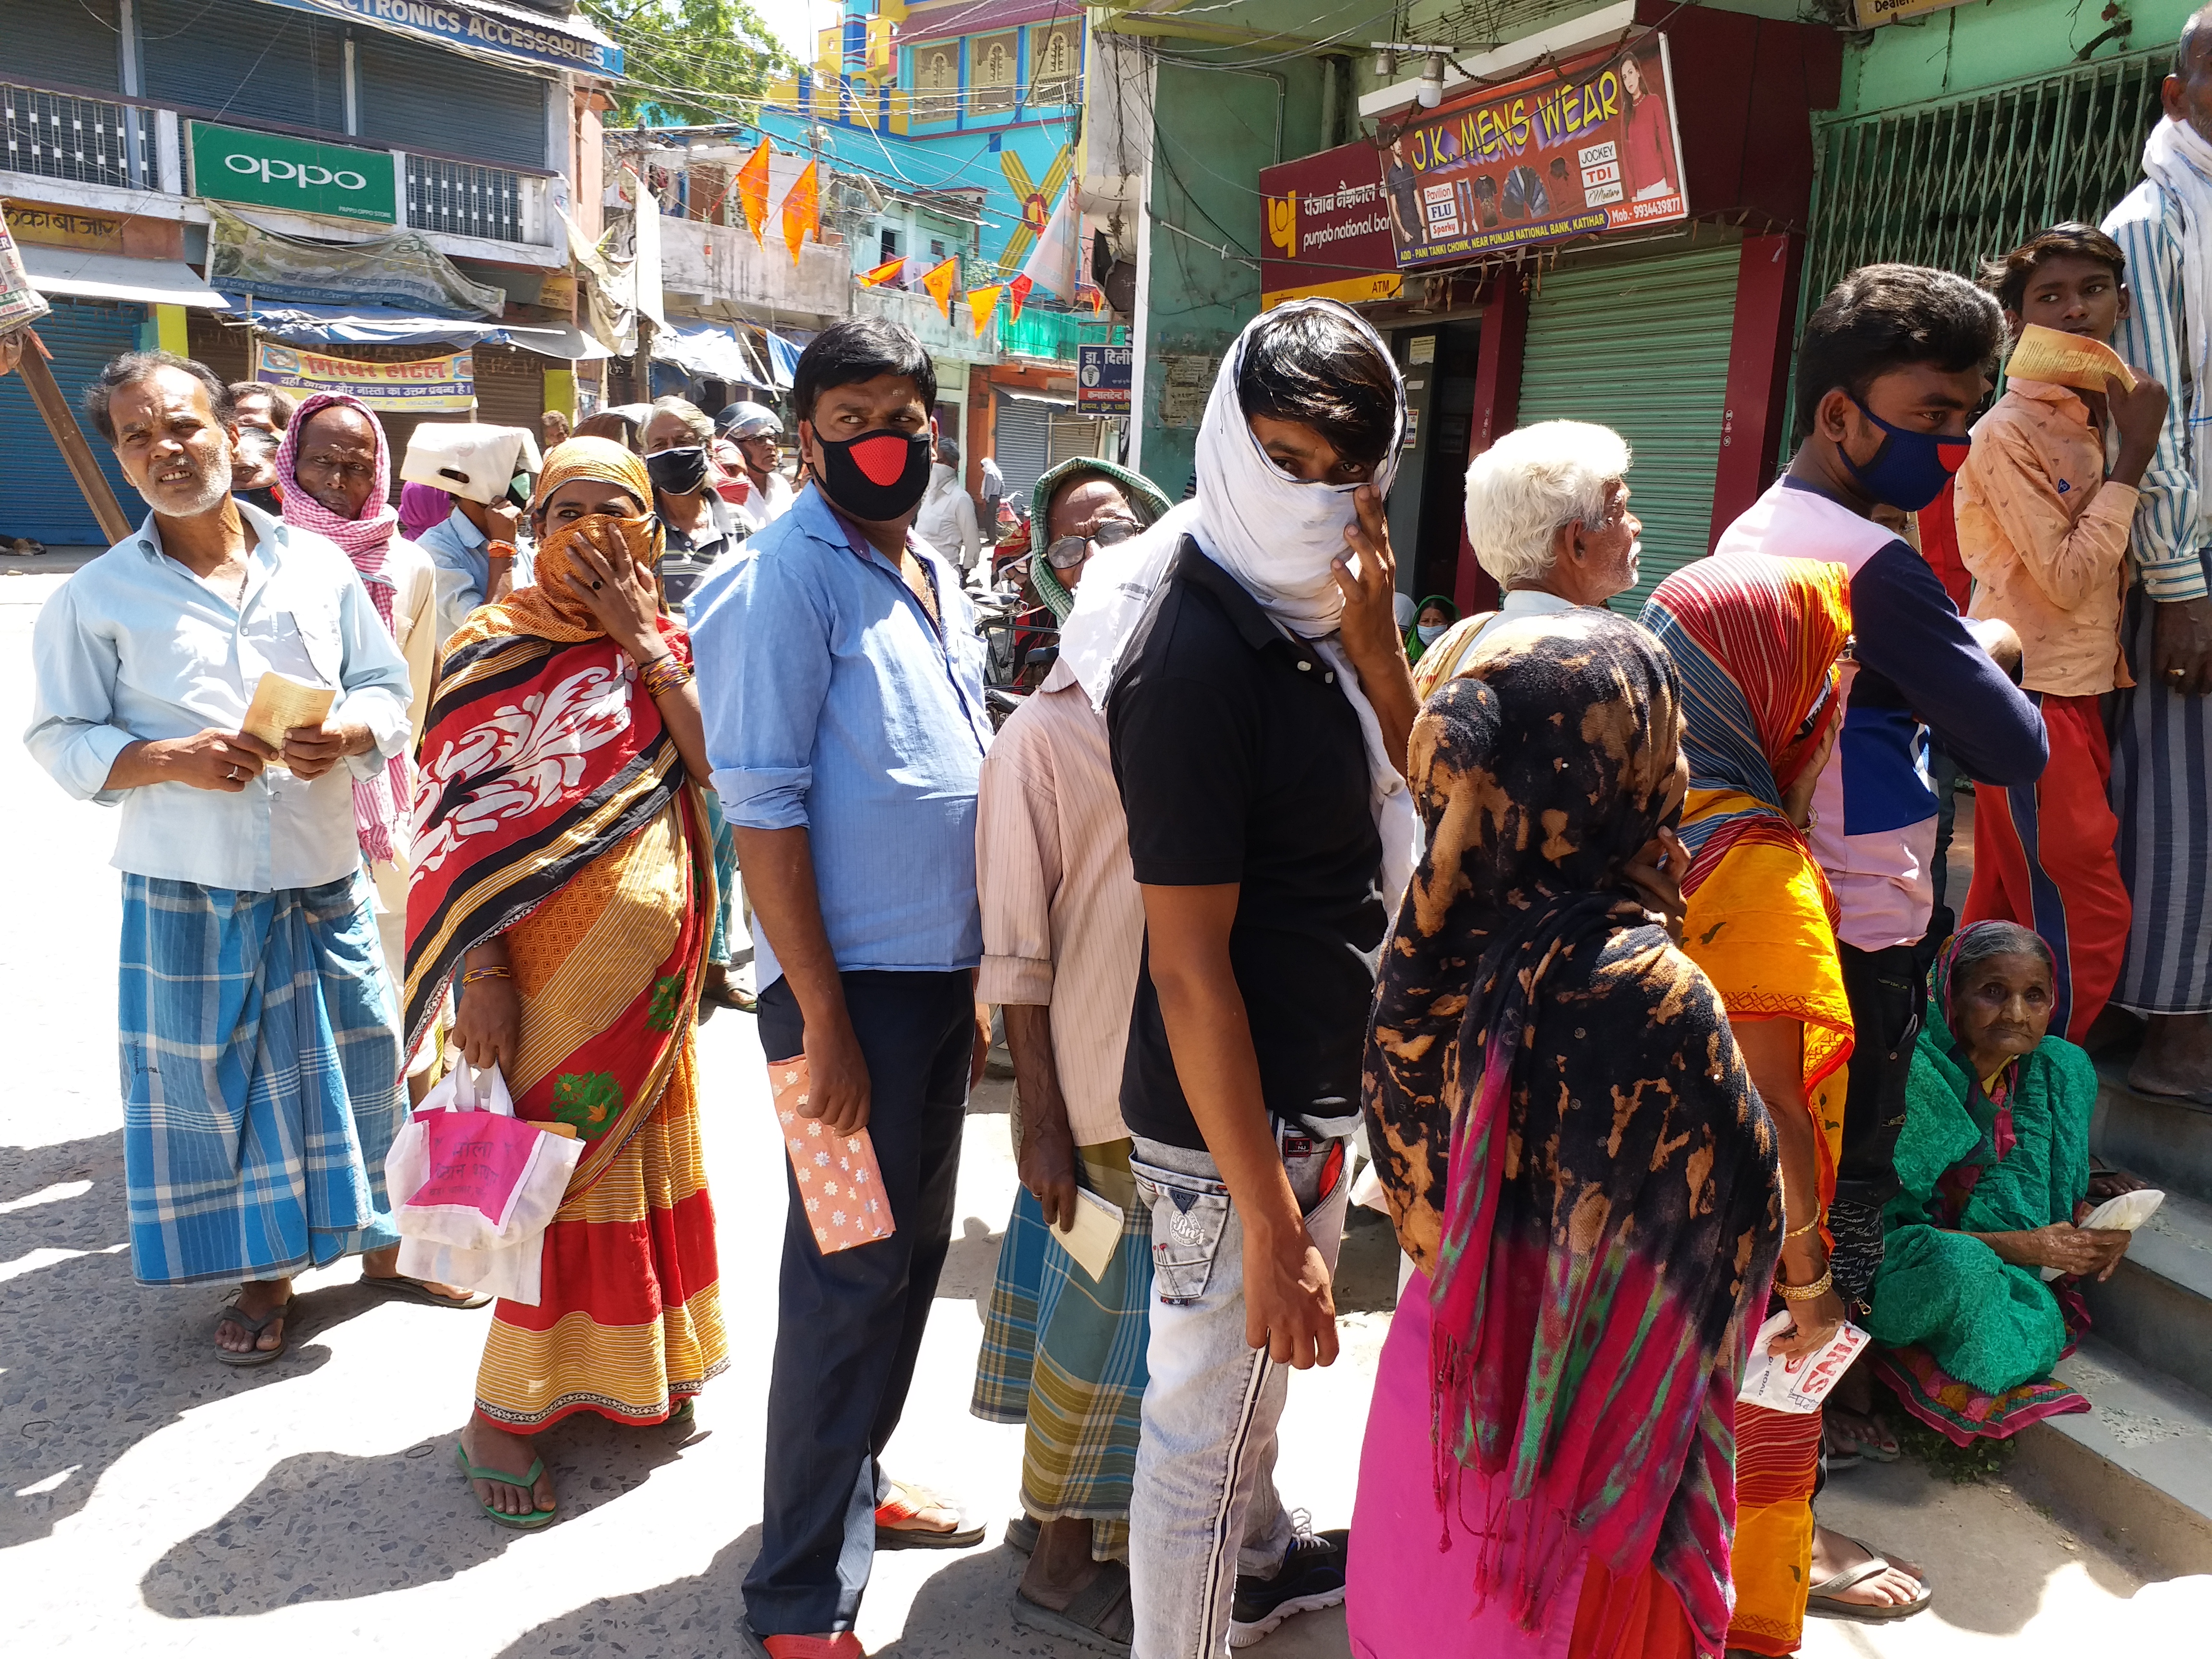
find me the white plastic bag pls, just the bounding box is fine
[2042,1187,2164,1280]
[1737,1311,1870,1413]
[384,1061,581,1307]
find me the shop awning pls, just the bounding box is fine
[762,330,801,388]
[216,296,612,360]
[21,247,226,309]
[654,319,774,387]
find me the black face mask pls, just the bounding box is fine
[646,444,710,496]
[813,428,933,522]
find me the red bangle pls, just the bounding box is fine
[637,653,694,699]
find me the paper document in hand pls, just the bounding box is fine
[1737,1311,1870,1413]
[2041,1187,2163,1280]
[2004,324,2137,394]
[241,670,336,765]
[1051,1186,1124,1283]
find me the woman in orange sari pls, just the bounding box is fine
[405,437,728,1527]
[1641,554,1927,1649]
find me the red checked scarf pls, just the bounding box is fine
[276,390,411,865]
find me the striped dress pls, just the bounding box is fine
[2102,179,2212,1015]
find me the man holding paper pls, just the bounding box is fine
[24,351,413,1364]
[1954,224,2167,1043]
[969,457,1174,1650]
[2103,18,2212,1099]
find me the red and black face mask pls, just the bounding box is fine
[813,427,933,521]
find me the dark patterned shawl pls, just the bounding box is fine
[1363,609,1781,1653]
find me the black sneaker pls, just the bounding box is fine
[1228,1520,1348,1647]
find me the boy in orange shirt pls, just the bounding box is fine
[1954,224,2169,1040]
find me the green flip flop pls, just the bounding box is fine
[454,1442,557,1529]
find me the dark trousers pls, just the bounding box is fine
[1830,941,1924,1306]
[742,969,975,1635]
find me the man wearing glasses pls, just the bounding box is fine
[972,458,1173,1650]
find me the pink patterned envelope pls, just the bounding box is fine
[770,1057,895,1253]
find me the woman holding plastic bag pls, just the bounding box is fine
[404,437,727,1528]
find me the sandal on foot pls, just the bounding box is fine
[1826,1410,1898,1464]
[874,1481,985,1550]
[366,1274,492,1310]
[736,1622,864,1659]
[1004,1513,1041,1554]
[453,1442,557,1530]
[1010,1562,1135,1656]
[1806,1537,1932,1622]
[214,1296,294,1367]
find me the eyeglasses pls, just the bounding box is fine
[1044,517,1140,570]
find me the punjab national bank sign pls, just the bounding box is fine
[1380,37,1689,269]
[1258,142,1405,310]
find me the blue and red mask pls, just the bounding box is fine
[1841,397,1971,514]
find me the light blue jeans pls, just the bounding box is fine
[1126,1130,1352,1659]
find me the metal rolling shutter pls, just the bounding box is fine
[140,0,345,131]
[0,0,122,91]
[187,311,251,385]
[356,32,548,168]
[0,299,147,545]
[1513,243,1741,616]
[992,394,1050,506]
[471,344,544,432]
[1046,410,1109,469]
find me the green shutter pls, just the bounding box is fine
[1513,242,1741,616]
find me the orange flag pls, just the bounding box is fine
[859,255,905,288]
[736,139,772,244]
[921,256,958,321]
[1007,274,1033,323]
[781,161,820,266]
[967,285,1002,338]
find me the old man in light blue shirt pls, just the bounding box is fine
[25,352,413,1367]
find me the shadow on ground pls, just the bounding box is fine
[1,1133,345,1549]
[491,1524,763,1659]
[143,1408,700,1616]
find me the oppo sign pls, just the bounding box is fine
[188,121,398,225]
[224,152,371,192]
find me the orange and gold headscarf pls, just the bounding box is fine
[445,435,665,651]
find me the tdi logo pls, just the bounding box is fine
[224,152,369,192]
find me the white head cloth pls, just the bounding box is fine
[1058,298,1419,904]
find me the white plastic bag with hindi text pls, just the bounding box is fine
[1737,1311,1870,1413]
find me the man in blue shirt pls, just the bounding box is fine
[691,318,994,1657]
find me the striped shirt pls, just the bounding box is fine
[974,662,1143,1146]
[2103,180,2211,602]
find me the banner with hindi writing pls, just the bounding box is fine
[253,340,477,411]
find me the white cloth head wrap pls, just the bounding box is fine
[1059,299,1419,904]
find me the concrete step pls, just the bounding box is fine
[2092,1061,2212,1207]
[2011,1333,2212,1576]
[2079,1188,2212,1386]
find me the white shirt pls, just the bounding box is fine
[25,502,413,891]
[914,463,983,570]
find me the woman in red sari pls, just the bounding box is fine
[405,437,728,1527]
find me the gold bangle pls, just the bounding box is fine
[460,964,513,986]
[1785,1212,1824,1240]
[1775,1268,1833,1302]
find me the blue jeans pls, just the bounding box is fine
[741,970,974,1635]
[1126,1130,1351,1659]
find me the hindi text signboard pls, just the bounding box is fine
[1076,343,1131,415]
[1259,140,1406,309]
[254,340,477,410]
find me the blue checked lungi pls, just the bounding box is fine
[972,1138,1153,1559]
[705,788,740,968]
[119,871,404,1286]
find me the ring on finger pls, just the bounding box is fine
[591,578,604,590]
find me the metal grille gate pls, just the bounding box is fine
[1802,49,2166,316]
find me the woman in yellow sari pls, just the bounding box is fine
[405,437,728,1527]
[1642,554,1926,1648]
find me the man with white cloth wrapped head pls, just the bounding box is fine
[1058,299,1418,1656]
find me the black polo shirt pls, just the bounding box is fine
[1106,540,1386,1150]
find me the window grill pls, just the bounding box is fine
[406,154,523,243]
[1,83,149,189]
[1803,49,2166,312]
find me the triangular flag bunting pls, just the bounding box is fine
[921,257,958,321]
[859,255,905,288]
[736,139,772,245]
[967,285,1003,338]
[1007,274,1033,323]
[781,161,820,267]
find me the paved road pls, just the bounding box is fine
[0,563,2200,1656]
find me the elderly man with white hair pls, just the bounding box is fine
[1410,419,1643,695]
